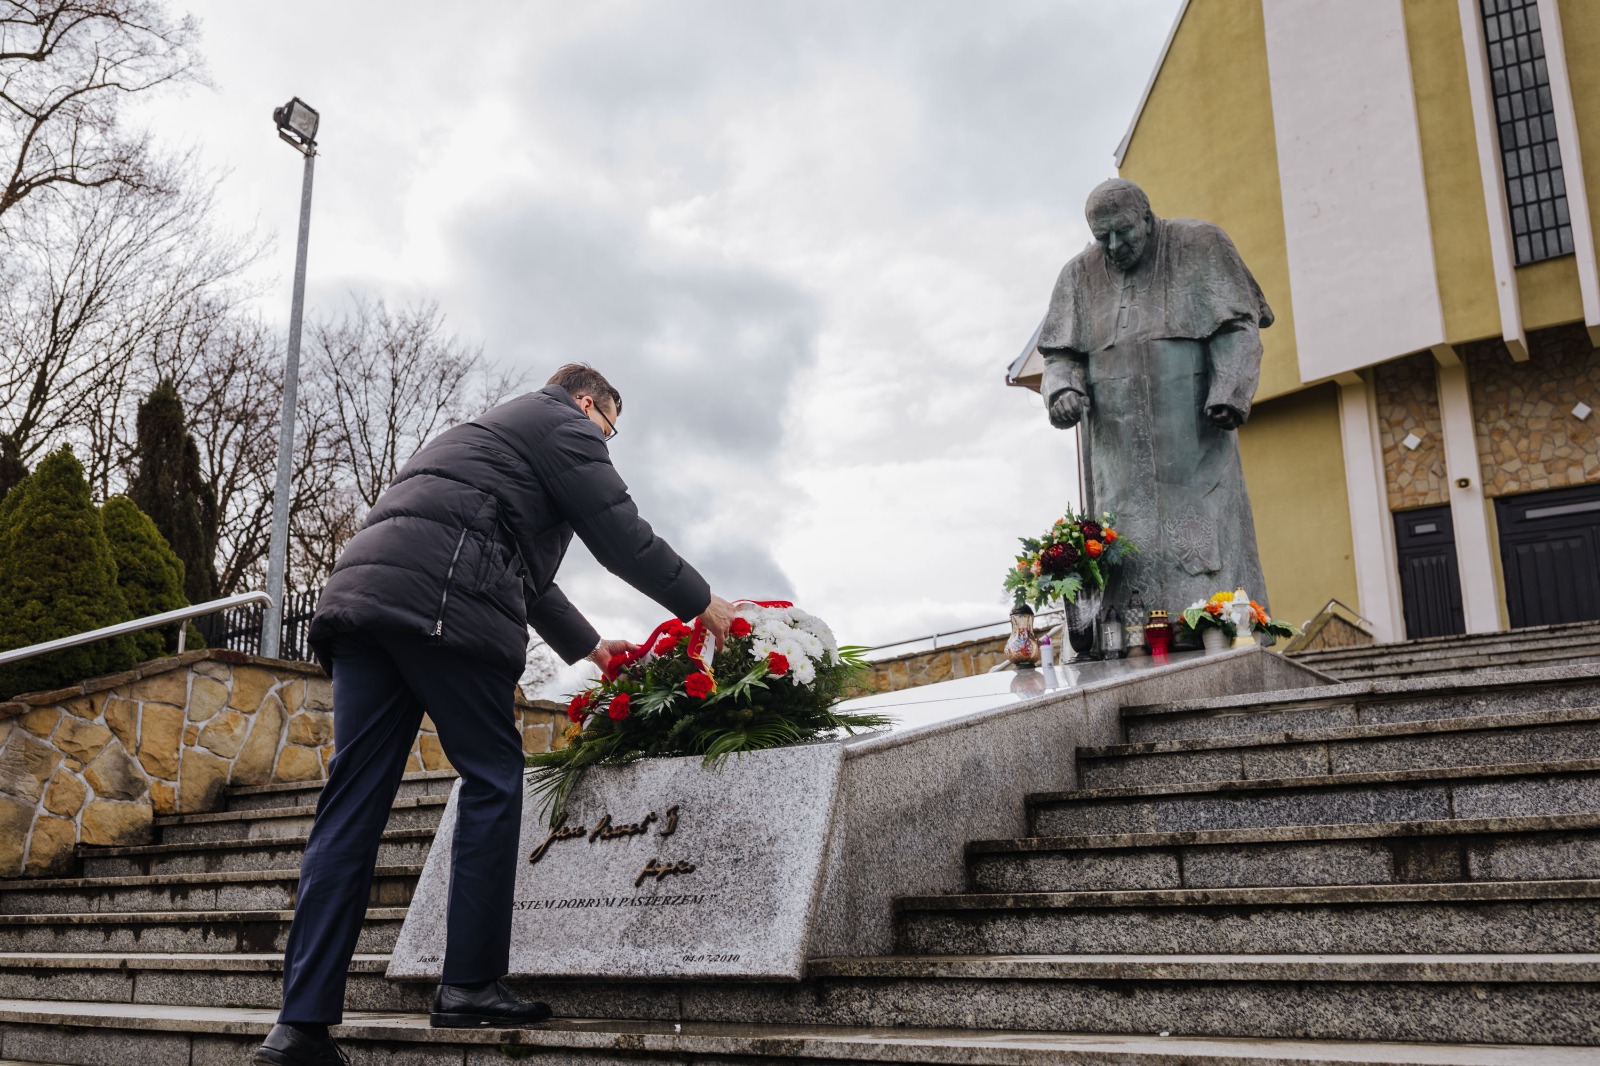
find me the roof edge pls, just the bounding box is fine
[1113,0,1193,168]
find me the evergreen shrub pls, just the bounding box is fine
[102,495,200,660]
[0,449,138,699]
[129,380,219,605]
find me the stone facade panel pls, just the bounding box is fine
[1466,325,1600,498]
[1373,352,1449,511]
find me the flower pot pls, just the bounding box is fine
[1200,626,1230,654]
[1065,590,1104,662]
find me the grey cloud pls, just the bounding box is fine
[449,196,819,459]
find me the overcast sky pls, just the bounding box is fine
[137,0,1184,688]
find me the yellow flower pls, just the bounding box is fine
[1208,591,1233,605]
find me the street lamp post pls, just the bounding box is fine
[261,97,320,659]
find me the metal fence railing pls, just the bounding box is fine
[862,608,1067,661]
[0,592,274,668]
[198,587,320,662]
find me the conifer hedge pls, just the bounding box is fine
[0,449,139,699]
[102,495,199,661]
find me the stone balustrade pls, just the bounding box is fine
[0,649,562,877]
[859,634,1012,694]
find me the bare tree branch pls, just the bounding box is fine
[0,0,202,222]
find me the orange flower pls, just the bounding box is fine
[1204,602,1224,616]
[1104,529,1118,543]
[1085,540,1103,558]
[1251,601,1271,625]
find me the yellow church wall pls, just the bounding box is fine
[1118,0,1300,403]
[1236,384,1359,631]
[1405,0,1502,345]
[1517,255,1586,330]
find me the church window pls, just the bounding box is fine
[1479,0,1573,265]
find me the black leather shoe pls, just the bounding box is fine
[253,1023,349,1065]
[431,979,552,1027]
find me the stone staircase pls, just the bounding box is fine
[1,666,1599,1063]
[1290,618,1600,681]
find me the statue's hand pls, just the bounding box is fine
[1205,404,1245,430]
[1049,390,1088,429]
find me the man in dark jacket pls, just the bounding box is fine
[255,364,733,1066]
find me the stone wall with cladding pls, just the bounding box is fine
[859,634,1011,695]
[1464,324,1600,498]
[1373,351,1449,511]
[0,650,563,877]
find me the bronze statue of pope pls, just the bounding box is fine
[1039,178,1274,622]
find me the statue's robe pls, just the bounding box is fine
[1038,216,1274,623]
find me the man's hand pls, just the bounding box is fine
[587,639,638,675]
[699,594,736,649]
[1205,404,1245,430]
[1049,390,1089,429]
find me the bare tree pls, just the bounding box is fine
[0,0,201,223]
[308,297,523,512]
[0,158,256,495]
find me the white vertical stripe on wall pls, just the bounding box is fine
[1263,0,1450,382]
[1534,0,1600,344]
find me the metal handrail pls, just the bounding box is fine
[864,608,1067,658]
[0,591,274,666]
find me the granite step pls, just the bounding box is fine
[1079,706,1600,789]
[0,907,406,955]
[0,990,1595,1061]
[1290,620,1600,669]
[1319,650,1600,682]
[967,813,1600,893]
[80,827,435,877]
[0,953,428,1014]
[0,866,421,915]
[1028,761,1600,837]
[10,950,1600,1045]
[223,768,458,812]
[151,793,450,844]
[893,879,1600,956]
[1119,664,1600,744]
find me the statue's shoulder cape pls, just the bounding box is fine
[1037,217,1273,355]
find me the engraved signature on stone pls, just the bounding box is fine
[527,815,585,865]
[528,804,684,866]
[636,858,696,887]
[590,811,656,842]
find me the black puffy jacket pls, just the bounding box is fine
[308,385,711,675]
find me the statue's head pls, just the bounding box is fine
[1085,178,1154,272]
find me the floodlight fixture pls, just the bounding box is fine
[273,97,320,153]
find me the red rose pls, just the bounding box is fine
[664,620,691,637]
[566,693,590,723]
[654,636,678,655]
[608,692,631,721]
[767,653,789,676]
[730,617,753,638]
[684,672,715,699]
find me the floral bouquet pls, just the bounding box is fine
[1180,590,1299,644]
[526,601,890,822]
[1003,508,1134,611]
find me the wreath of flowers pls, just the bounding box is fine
[526,601,889,822]
[1003,508,1135,610]
[1179,590,1300,644]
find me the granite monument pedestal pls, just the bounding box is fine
[390,646,1325,981]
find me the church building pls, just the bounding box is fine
[1009,0,1600,643]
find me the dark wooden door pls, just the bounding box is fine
[1394,506,1466,639]
[1496,484,1600,628]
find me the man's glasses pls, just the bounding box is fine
[592,402,619,441]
